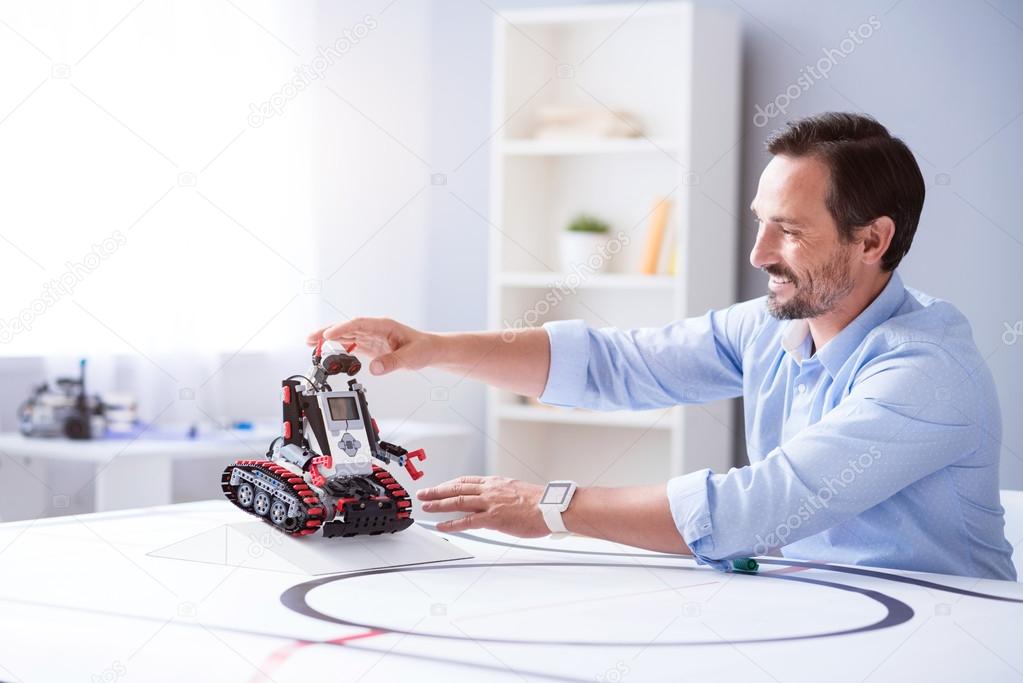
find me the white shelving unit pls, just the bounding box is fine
[499,271,676,291]
[486,2,742,488]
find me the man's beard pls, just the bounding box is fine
[765,248,855,320]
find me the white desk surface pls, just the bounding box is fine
[1,501,1022,683]
[0,422,471,462]
[0,430,276,462]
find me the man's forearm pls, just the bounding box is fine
[563,485,691,555]
[431,327,551,398]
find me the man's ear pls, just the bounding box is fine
[857,216,895,267]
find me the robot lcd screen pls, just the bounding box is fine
[327,396,359,421]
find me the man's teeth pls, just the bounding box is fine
[770,277,792,284]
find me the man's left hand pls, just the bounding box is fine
[416,475,550,537]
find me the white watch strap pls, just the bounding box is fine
[541,505,569,537]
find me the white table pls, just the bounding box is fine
[0,421,473,518]
[0,430,275,516]
[1,500,1021,682]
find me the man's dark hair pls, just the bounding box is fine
[765,112,925,271]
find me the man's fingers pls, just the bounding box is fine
[320,317,390,343]
[307,324,355,346]
[370,349,410,376]
[436,513,485,533]
[417,477,486,501]
[307,326,358,353]
[306,327,328,346]
[420,494,486,513]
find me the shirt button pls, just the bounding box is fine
[797,383,807,394]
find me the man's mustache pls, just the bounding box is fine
[763,265,797,283]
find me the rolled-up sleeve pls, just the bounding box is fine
[537,319,591,408]
[538,301,762,411]
[666,469,733,570]
[665,341,983,567]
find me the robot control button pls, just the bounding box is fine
[339,432,362,457]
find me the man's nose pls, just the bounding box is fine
[749,224,778,269]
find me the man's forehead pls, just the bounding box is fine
[751,154,830,220]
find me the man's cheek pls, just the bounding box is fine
[783,256,806,285]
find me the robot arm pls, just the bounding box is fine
[377,441,427,481]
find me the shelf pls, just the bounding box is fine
[496,403,674,430]
[501,3,687,26]
[499,271,675,291]
[500,138,681,157]
[488,1,741,481]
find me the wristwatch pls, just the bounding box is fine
[539,480,578,539]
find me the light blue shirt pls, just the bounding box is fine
[539,271,1016,581]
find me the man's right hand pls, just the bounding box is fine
[308,317,551,397]
[307,318,438,376]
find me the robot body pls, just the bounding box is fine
[221,341,425,538]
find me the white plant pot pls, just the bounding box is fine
[559,231,610,274]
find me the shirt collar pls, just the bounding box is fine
[780,270,907,377]
[781,319,812,363]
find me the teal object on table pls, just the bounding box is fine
[732,558,759,573]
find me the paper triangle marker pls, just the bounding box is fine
[148,520,472,575]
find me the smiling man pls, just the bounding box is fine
[310,112,1016,581]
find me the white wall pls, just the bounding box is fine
[306,0,490,465]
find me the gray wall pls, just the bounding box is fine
[421,0,1023,488]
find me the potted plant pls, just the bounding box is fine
[559,214,611,273]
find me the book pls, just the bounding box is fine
[660,219,678,275]
[639,197,671,275]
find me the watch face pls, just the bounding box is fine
[541,483,571,506]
